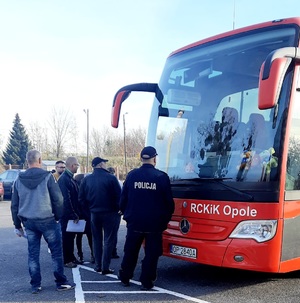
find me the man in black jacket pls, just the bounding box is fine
[118,146,174,290]
[79,157,121,274]
[58,156,82,268]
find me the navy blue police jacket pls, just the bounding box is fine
[120,163,175,233]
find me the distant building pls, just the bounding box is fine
[42,160,57,172]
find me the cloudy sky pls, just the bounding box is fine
[0,0,299,151]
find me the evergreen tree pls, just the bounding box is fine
[2,113,31,166]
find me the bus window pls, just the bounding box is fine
[286,73,300,192]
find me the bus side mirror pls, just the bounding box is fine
[111,83,159,128]
[111,90,131,128]
[258,47,300,109]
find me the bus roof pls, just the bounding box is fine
[169,17,300,57]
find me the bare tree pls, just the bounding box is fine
[28,121,49,155]
[126,127,146,157]
[89,125,146,177]
[26,111,146,177]
[90,126,121,156]
[0,134,3,153]
[47,107,78,159]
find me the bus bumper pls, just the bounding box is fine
[163,235,281,272]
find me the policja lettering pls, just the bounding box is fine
[134,182,157,190]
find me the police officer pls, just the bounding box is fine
[118,146,174,290]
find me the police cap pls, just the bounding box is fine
[140,146,158,159]
[92,157,108,167]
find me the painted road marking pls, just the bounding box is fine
[72,264,211,303]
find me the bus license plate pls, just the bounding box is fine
[170,244,197,259]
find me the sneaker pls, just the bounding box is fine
[64,262,77,268]
[102,268,114,275]
[57,282,76,291]
[32,286,42,294]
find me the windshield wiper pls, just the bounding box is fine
[172,178,254,201]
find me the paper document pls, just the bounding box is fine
[66,220,86,232]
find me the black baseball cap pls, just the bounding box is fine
[92,157,108,167]
[140,146,158,159]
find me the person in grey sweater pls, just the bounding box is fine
[11,149,75,294]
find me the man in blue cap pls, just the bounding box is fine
[118,146,174,290]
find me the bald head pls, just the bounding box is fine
[65,157,80,174]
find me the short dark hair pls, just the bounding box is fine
[107,167,115,174]
[55,160,65,165]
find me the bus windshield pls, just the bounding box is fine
[147,26,297,188]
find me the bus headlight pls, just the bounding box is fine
[229,220,277,243]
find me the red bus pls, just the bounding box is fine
[111,17,300,273]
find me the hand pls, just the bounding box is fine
[14,228,26,238]
[73,218,79,224]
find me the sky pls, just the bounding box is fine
[0,0,300,153]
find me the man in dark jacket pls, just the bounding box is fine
[79,157,121,274]
[118,146,174,290]
[58,156,82,268]
[11,149,75,293]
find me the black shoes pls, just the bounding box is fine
[141,285,154,291]
[102,269,114,275]
[64,262,77,268]
[31,286,42,294]
[73,258,84,265]
[120,279,130,287]
[94,267,102,272]
[94,267,114,274]
[140,280,154,291]
[118,270,130,286]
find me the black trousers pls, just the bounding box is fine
[75,220,93,259]
[120,228,163,287]
[60,220,76,264]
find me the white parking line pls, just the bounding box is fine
[72,264,211,303]
[73,265,85,303]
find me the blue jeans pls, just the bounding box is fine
[23,217,68,288]
[91,211,119,271]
